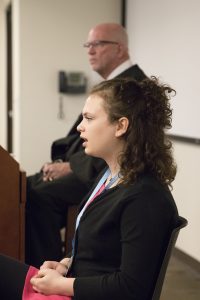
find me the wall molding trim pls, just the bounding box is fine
[168,134,200,145]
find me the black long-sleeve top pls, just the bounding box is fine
[70,172,178,300]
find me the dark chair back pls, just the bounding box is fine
[151,216,188,300]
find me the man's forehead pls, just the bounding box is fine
[88,28,111,41]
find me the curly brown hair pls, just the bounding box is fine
[90,77,177,188]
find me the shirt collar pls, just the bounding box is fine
[107,59,133,80]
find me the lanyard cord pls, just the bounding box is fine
[75,168,120,230]
[105,172,120,189]
[71,168,120,256]
[75,168,110,230]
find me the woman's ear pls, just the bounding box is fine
[115,117,129,137]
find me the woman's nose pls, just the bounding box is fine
[77,121,83,132]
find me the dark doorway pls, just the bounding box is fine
[6,4,13,153]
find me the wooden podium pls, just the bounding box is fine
[0,145,26,261]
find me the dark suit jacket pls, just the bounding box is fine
[51,64,147,186]
[71,171,178,300]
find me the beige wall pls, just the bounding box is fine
[0,0,121,173]
[0,0,7,148]
[19,0,121,174]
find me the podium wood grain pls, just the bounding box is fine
[0,145,26,261]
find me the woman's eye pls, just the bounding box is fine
[85,116,93,121]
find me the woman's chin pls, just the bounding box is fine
[84,148,91,155]
[85,148,96,157]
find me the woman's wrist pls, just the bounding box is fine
[60,277,75,296]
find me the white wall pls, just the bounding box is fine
[126,0,200,262]
[126,0,200,140]
[10,0,121,174]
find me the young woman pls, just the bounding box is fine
[0,77,178,300]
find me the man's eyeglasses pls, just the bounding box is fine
[83,40,118,48]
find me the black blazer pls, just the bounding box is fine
[51,64,147,186]
[71,172,178,300]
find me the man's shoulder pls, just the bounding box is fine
[117,64,147,81]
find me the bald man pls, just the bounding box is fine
[25,23,147,268]
[85,23,144,80]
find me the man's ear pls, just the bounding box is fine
[115,117,129,137]
[117,44,128,58]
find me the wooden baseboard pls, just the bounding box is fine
[173,247,200,274]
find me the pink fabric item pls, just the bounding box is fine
[85,183,106,208]
[22,266,71,300]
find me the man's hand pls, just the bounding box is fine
[42,162,72,182]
